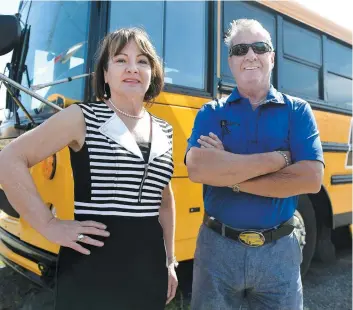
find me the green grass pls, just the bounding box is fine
[165,301,190,310]
[165,290,191,310]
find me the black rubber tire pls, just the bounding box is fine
[314,222,336,264]
[296,195,317,277]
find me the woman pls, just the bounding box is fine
[0,28,178,309]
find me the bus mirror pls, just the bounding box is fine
[0,15,21,56]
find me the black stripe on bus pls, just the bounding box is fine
[331,174,352,185]
[322,142,350,153]
[218,82,352,116]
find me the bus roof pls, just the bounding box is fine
[259,0,352,45]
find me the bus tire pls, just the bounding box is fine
[296,195,317,277]
[314,221,336,264]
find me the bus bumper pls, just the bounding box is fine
[0,226,57,289]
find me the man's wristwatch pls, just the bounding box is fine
[276,150,290,167]
[232,183,240,193]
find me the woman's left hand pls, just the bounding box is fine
[166,265,178,304]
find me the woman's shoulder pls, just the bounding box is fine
[75,100,106,109]
[74,101,113,116]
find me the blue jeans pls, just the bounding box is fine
[191,224,303,310]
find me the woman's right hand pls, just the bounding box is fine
[40,218,110,255]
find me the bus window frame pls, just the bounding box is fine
[218,2,352,117]
[162,0,214,99]
[3,1,94,125]
[275,11,352,116]
[94,1,214,100]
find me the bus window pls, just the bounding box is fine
[109,1,207,90]
[326,39,352,112]
[17,1,90,118]
[280,20,321,100]
[109,1,164,57]
[163,1,206,89]
[221,1,276,86]
[327,73,352,111]
[283,21,321,66]
[281,58,320,99]
[326,39,352,77]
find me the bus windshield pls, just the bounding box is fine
[16,1,90,119]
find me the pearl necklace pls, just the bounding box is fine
[108,99,146,119]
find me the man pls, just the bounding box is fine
[185,19,324,310]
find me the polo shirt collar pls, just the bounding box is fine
[226,85,285,105]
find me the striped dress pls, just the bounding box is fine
[55,102,174,310]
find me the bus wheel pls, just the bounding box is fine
[296,195,317,277]
[314,220,336,264]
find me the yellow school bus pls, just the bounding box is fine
[0,0,351,288]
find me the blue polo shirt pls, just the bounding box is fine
[185,86,324,229]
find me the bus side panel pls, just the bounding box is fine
[314,110,352,224]
[314,110,351,145]
[19,147,74,254]
[149,96,209,261]
[322,152,352,225]
[148,96,209,177]
[172,178,203,261]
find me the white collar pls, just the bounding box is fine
[98,113,170,162]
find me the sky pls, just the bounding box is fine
[0,0,352,118]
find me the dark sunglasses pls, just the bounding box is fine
[229,42,273,56]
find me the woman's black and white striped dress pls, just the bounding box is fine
[55,102,174,310]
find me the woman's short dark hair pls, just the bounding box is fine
[94,27,164,102]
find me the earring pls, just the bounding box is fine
[103,83,109,99]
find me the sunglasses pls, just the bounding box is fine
[229,42,273,56]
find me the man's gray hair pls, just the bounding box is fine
[224,19,274,50]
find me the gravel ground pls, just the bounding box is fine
[302,247,352,310]
[0,245,351,310]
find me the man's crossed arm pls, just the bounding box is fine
[185,133,323,198]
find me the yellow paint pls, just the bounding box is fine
[18,147,74,254]
[0,211,21,238]
[0,240,42,275]
[175,238,198,261]
[47,93,78,108]
[153,91,209,109]
[172,178,203,242]
[314,110,352,145]
[148,103,201,177]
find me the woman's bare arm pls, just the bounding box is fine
[0,105,109,254]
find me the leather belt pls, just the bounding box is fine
[203,213,296,247]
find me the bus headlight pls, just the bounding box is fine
[42,154,57,180]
